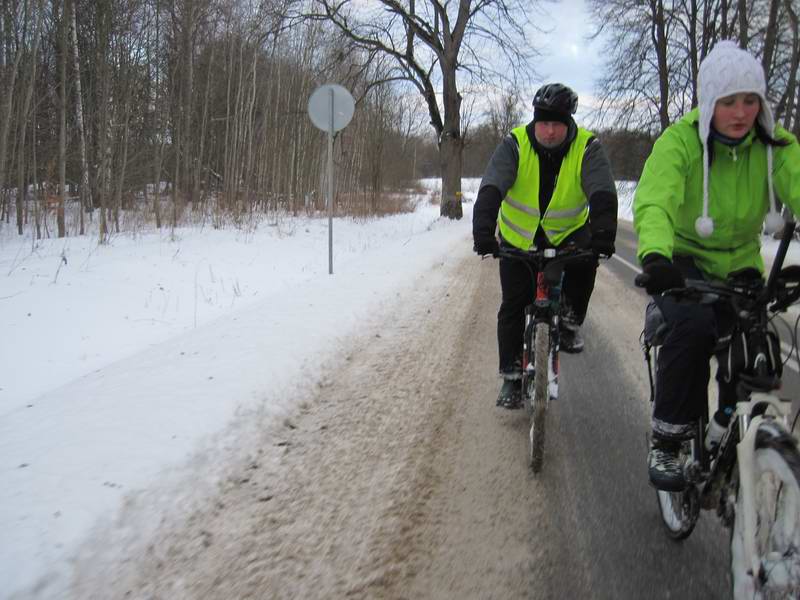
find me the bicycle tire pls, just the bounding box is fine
[522,374,533,417]
[650,346,701,540]
[522,320,535,418]
[530,321,549,472]
[655,482,700,540]
[730,421,800,599]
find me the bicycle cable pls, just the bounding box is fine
[768,311,797,371]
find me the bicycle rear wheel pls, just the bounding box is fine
[731,421,800,599]
[529,322,549,473]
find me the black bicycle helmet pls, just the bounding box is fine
[532,83,578,116]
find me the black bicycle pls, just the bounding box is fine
[637,220,800,598]
[497,246,595,472]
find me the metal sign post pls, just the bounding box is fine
[307,84,355,274]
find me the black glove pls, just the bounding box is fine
[636,254,685,295]
[591,230,615,257]
[473,233,499,257]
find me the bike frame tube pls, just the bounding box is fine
[535,272,548,304]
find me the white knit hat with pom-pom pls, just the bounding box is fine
[695,40,781,237]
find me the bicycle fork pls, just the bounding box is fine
[734,393,793,580]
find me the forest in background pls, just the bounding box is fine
[1,0,797,240]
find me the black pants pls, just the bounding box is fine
[497,249,598,373]
[651,257,736,438]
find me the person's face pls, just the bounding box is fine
[534,121,568,148]
[712,92,760,139]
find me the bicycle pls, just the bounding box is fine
[636,219,800,598]
[496,245,596,473]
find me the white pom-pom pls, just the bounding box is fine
[695,216,714,238]
[764,211,783,235]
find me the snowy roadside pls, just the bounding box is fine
[5,175,800,599]
[0,182,478,599]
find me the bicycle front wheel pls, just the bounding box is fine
[731,421,800,599]
[529,321,550,473]
[656,484,699,540]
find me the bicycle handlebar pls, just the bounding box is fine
[495,245,598,264]
[639,269,800,315]
[634,218,800,312]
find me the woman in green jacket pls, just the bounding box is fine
[634,41,800,492]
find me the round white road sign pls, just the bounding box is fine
[307,84,355,132]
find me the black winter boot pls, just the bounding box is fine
[648,437,686,491]
[559,310,584,354]
[496,378,522,409]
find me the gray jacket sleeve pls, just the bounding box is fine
[581,139,617,197]
[479,134,520,196]
[581,138,618,236]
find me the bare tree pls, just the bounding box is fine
[487,89,522,148]
[738,0,748,47]
[69,0,89,234]
[588,0,799,134]
[15,0,44,234]
[0,0,30,225]
[3,0,470,238]
[780,0,799,134]
[651,0,671,130]
[301,0,541,219]
[586,0,674,131]
[57,0,67,237]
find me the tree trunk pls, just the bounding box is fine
[16,1,43,235]
[151,0,163,229]
[97,2,111,242]
[721,0,729,39]
[783,0,800,133]
[700,0,713,60]
[439,133,463,219]
[651,0,670,132]
[180,0,196,207]
[58,0,67,237]
[195,42,214,212]
[69,0,89,234]
[761,0,781,87]
[33,105,41,240]
[738,0,748,48]
[689,0,699,107]
[113,106,131,234]
[0,0,27,218]
[439,65,463,219]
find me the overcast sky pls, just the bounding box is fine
[400,0,608,132]
[537,0,603,112]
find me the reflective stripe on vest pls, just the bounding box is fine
[498,125,592,249]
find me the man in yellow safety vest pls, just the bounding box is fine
[473,83,618,409]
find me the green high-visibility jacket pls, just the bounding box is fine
[635,108,800,280]
[498,125,593,249]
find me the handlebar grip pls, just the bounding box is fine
[634,272,650,288]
